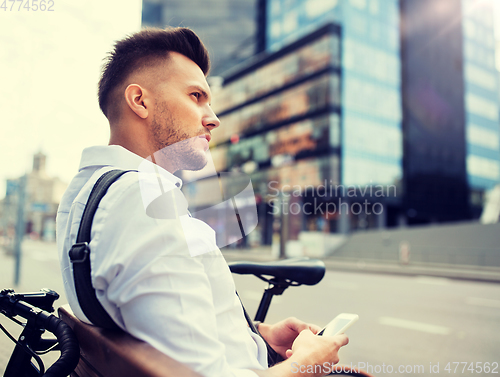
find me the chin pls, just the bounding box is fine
[183,151,208,171]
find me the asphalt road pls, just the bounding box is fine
[235,271,500,376]
[1,241,499,376]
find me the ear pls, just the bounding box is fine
[124,84,150,119]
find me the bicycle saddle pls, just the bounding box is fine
[228,257,325,286]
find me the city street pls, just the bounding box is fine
[235,270,500,376]
[1,241,500,376]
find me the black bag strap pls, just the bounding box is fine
[236,292,284,367]
[69,169,286,365]
[69,169,133,330]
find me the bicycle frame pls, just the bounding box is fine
[1,289,63,377]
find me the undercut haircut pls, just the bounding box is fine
[98,27,210,120]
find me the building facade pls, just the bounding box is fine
[461,0,500,217]
[209,23,398,245]
[400,0,471,224]
[1,153,67,244]
[141,0,499,240]
[264,0,403,191]
[260,0,499,225]
[212,24,343,244]
[141,0,258,75]
[400,0,500,223]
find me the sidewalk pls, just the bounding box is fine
[222,246,500,283]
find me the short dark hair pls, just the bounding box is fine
[98,27,210,120]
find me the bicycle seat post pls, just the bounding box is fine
[254,282,289,322]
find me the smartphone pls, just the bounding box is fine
[317,313,359,336]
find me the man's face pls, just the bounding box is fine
[148,52,219,172]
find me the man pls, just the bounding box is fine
[57,27,348,377]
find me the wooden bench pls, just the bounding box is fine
[58,306,202,377]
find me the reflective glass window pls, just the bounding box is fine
[223,114,332,172]
[329,114,341,147]
[467,155,500,180]
[344,115,402,159]
[465,63,497,91]
[349,0,367,10]
[344,76,401,122]
[467,124,500,150]
[305,0,339,19]
[465,93,499,121]
[213,34,337,114]
[369,0,379,15]
[343,156,401,186]
[343,38,399,85]
[217,74,338,141]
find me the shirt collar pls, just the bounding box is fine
[79,145,183,189]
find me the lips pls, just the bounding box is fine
[197,134,210,151]
[199,134,211,143]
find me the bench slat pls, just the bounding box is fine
[58,306,202,377]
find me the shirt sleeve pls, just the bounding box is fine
[88,174,262,377]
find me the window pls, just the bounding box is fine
[343,157,401,186]
[270,19,281,39]
[270,0,281,17]
[349,0,367,10]
[283,9,298,34]
[344,76,401,122]
[141,2,163,26]
[465,93,499,121]
[343,38,399,85]
[218,74,337,141]
[305,0,338,19]
[465,63,497,91]
[369,0,379,15]
[463,20,475,39]
[213,34,336,114]
[344,115,402,159]
[329,114,341,147]
[467,155,500,180]
[467,124,500,150]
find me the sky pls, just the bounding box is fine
[0,0,142,199]
[0,0,500,200]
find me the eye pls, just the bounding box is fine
[191,92,201,100]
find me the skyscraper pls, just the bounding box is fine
[141,0,258,75]
[261,0,500,225]
[264,0,403,191]
[461,0,500,217]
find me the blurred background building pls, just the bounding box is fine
[141,0,258,75]
[0,153,67,246]
[401,0,500,224]
[141,0,500,245]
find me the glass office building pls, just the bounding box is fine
[461,0,500,216]
[400,0,500,223]
[265,0,403,190]
[400,0,471,223]
[263,0,498,224]
[141,0,257,75]
[211,25,348,243]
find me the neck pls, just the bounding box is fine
[109,121,152,159]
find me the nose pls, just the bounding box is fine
[202,106,220,130]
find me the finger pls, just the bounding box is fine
[308,324,322,334]
[286,317,309,332]
[285,349,293,358]
[334,334,349,347]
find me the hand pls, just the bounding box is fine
[258,317,322,359]
[285,329,348,362]
[251,330,349,377]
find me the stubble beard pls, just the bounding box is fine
[150,102,208,172]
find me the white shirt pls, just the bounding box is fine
[56,145,267,377]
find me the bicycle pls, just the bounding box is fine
[0,288,79,377]
[1,257,372,376]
